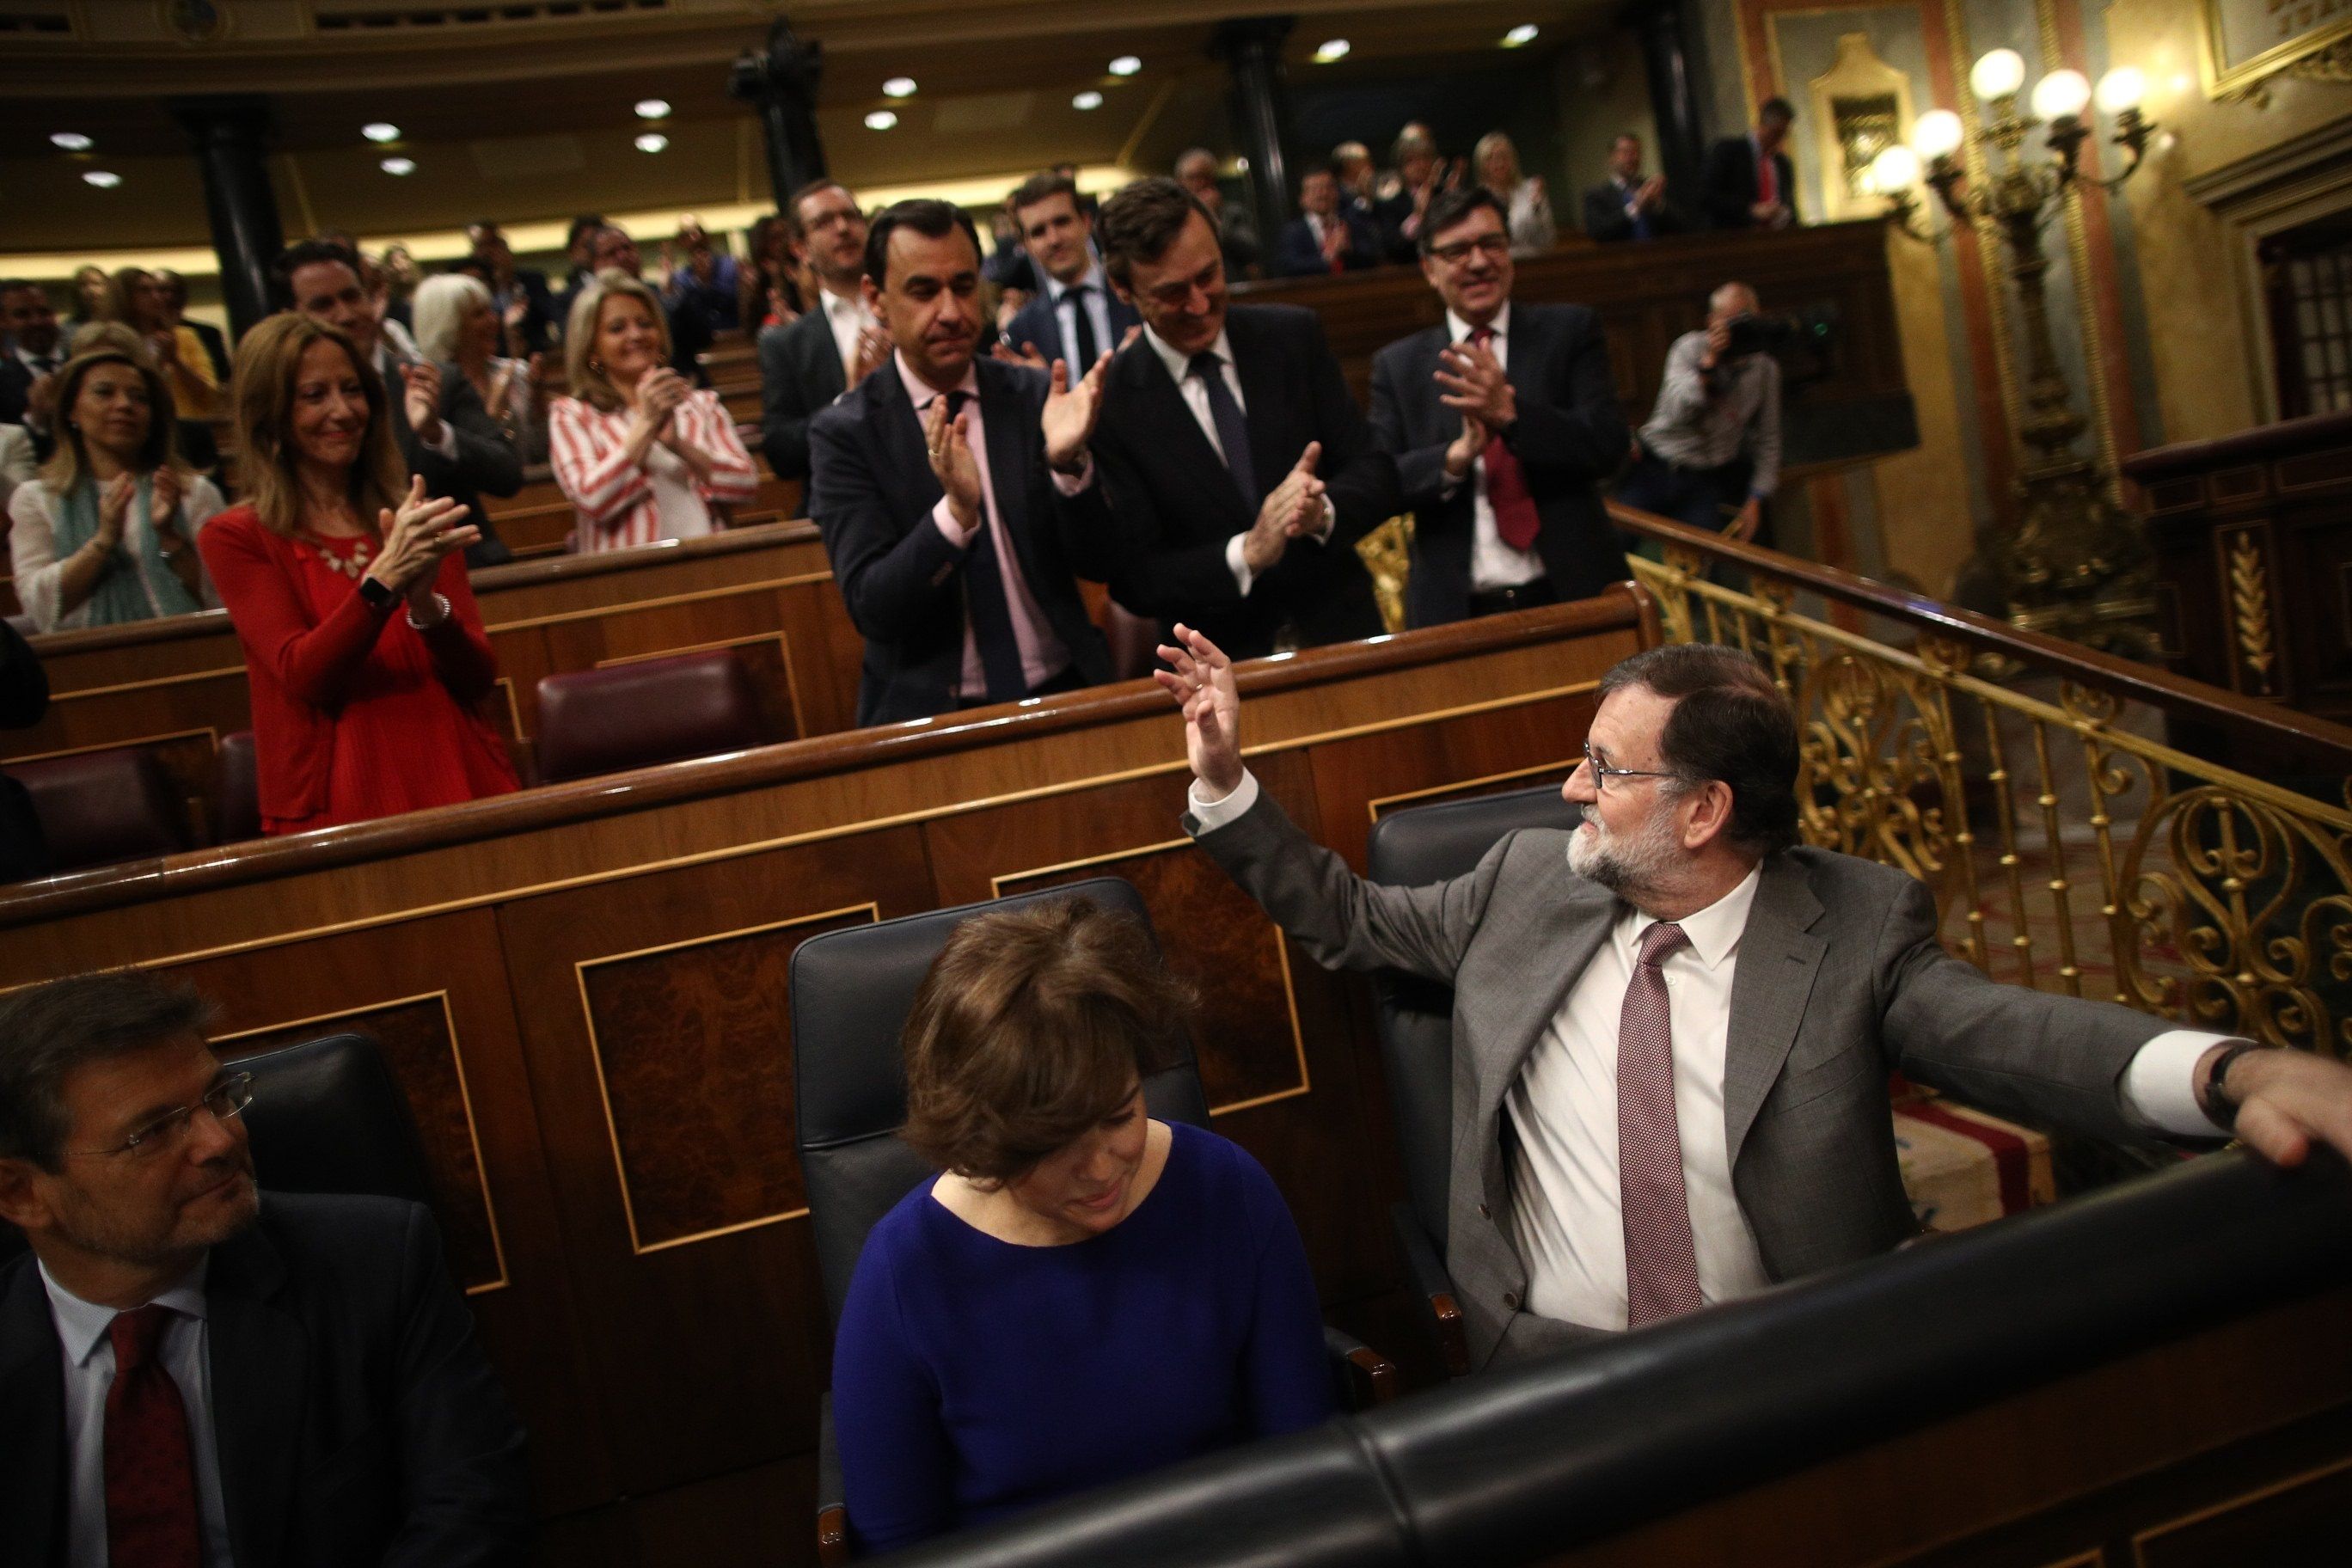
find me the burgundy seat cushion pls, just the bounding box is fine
[535,650,774,784]
[6,745,190,873]
[214,730,260,844]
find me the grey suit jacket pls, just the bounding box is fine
[1188,789,2169,1369]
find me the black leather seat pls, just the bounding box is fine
[533,649,773,784]
[3,744,191,874]
[1363,782,1581,1375]
[213,730,260,845]
[790,877,1393,1562]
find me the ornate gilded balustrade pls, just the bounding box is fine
[1614,504,2352,1061]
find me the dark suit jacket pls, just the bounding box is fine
[499,269,560,358]
[185,318,233,381]
[1273,213,1383,277]
[1368,303,1630,627]
[807,357,1115,725]
[378,347,524,569]
[757,308,847,481]
[0,616,48,882]
[1579,180,1687,243]
[0,1193,530,1568]
[0,357,54,458]
[1701,137,1799,230]
[1001,280,1141,371]
[1191,792,2175,1370]
[1090,304,1400,660]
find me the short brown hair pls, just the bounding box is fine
[1010,170,1080,217]
[1096,176,1216,288]
[0,971,216,1170]
[230,312,406,537]
[36,349,190,492]
[900,898,1191,1184]
[1599,643,1802,855]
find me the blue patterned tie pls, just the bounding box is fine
[941,390,1028,702]
[1188,351,1259,513]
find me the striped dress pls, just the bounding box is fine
[548,389,759,554]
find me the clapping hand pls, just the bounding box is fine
[633,367,689,438]
[1241,443,1326,573]
[1041,352,1112,473]
[990,340,1051,371]
[1435,339,1516,430]
[368,475,479,597]
[96,472,135,549]
[1154,624,1243,799]
[1444,413,1489,481]
[400,360,447,445]
[852,325,893,383]
[149,464,184,531]
[922,389,985,531]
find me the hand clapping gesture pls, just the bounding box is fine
[1241,443,1326,574]
[990,340,1051,372]
[922,390,985,531]
[851,324,893,384]
[1435,339,1516,431]
[95,472,135,551]
[1444,413,1489,482]
[400,360,447,445]
[631,367,689,439]
[149,464,184,532]
[1153,624,1243,799]
[1040,352,1112,473]
[366,475,479,601]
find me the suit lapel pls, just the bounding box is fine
[1478,860,1619,1130]
[1227,310,1289,508]
[1115,339,1243,535]
[205,1220,306,1568]
[799,308,847,404]
[872,362,943,524]
[0,1259,65,1568]
[1723,854,1828,1169]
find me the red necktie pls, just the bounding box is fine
[1619,922,1704,1328]
[104,1305,202,1568]
[1469,327,1541,552]
[1756,149,1779,208]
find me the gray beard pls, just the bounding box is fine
[1566,803,1684,910]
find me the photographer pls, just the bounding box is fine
[1617,282,1781,545]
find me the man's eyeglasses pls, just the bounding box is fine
[1429,233,1511,266]
[70,1073,254,1160]
[1578,744,1682,793]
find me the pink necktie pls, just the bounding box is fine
[1620,921,1704,1328]
[1468,327,1540,551]
[105,1305,202,1568]
[1756,150,1779,208]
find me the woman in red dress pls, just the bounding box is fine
[198,312,518,835]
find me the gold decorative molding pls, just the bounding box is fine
[1806,34,1914,223]
[2228,531,2275,695]
[2203,0,2352,101]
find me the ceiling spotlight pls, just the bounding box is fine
[883,77,916,98]
[380,156,416,175]
[634,132,670,154]
[865,109,898,131]
[51,132,93,151]
[83,169,122,188]
[1109,55,1142,76]
[1072,89,1104,111]
[361,122,401,144]
[634,98,671,119]
[1314,38,1351,64]
[1503,24,1540,46]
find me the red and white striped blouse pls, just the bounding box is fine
[548,389,759,554]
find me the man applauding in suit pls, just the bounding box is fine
[1092,177,1400,660]
[808,200,1117,726]
[1581,134,1685,243]
[1000,171,1140,373]
[0,971,530,1565]
[759,181,886,481]
[1369,187,1628,627]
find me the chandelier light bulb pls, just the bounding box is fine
[2030,68,2091,121]
[1870,144,1922,192]
[2095,64,2147,114]
[1910,109,1965,161]
[1971,48,2026,101]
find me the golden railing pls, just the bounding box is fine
[1614,505,2352,1061]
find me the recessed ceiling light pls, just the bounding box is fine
[1109,55,1142,76]
[634,132,670,154]
[380,156,416,175]
[865,110,898,131]
[1314,39,1351,64]
[1073,89,1104,111]
[361,122,401,144]
[883,77,917,98]
[83,169,121,188]
[1503,24,1540,46]
[51,132,93,151]
[634,98,671,119]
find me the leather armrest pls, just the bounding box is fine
[1392,1202,1470,1377]
[1323,1324,1400,1410]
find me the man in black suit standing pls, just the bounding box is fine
[1274,166,1384,278]
[1702,97,1799,231]
[276,240,524,567]
[1093,177,1401,660]
[1582,134,1686,242]
[759,180,886,481]
[1369,187,1629,628]
[807,200,1117,725]
[0,971,530,1567]
[999,170,1140,372]
[0,279,64,460]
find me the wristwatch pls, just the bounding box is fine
[358,574,398,611]
[2201,1040,2268,1132]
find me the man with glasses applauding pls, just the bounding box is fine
[1369,186,1628,628]
[0,971,530,1567]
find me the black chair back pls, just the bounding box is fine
[789,877,1210,1333]
[1364,783,1581,1254]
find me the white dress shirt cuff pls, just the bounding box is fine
[1050,455,1095,494]
[931,495,977,548]
[1308,497,1337,544]
[2120,1029,2236,1137]
[1187,768,1260,831]
[1225,532,1256,596]
[417,419,458,461]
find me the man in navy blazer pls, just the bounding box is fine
[1702,98,1800,231]
[1369,187,1629,627]
[0,971,530,1568]
[760,180,886,481]
[1090,178,1400,661]
[1273,167,1384,277]
[998,170,1140,374]
[808,200,1118,726]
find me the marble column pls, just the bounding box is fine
[728,18,828,209]
[171,96,285,340]
[1212,15,1298,262]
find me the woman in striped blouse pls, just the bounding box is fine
[548,272,756,553]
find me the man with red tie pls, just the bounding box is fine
[1368,186,1630,627]
[0,971,530,1567]
[1702,97,1799,231]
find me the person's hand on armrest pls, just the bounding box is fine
[2196,1042,2352,1167]
[1155,623,1246,803]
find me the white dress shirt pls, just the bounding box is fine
[1439,304,1545,592]
[1189,769,2236,1328]
[1139,324,1333,597]
[1044,260,1118,369]
[42,1258,236,1568]
[820,285,879,382]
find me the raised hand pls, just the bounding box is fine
[1435,340,1516,430]
[852,324,893,383]
[401,360,446,445]
[1040,352,1111,472]
[1152,622,1242,798]
[367,475,479,596]
[990,340,1050,372]
[633,368,689,437]
[1242,442,1326,573]
[1444,413,1489,481]
[149,463,184,531]
[922,392,985,531]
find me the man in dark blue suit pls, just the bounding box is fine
[0,279,64,460]
[759,180,885,481]
[1274,166,1383,278]
[0,971,530,1568]
[1702,98,1800,231]
[998,171,1140,373]
[807,200,1118,726]
[1368,187,1629,627]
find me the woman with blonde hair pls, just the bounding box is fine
[413,272,548,465]
[548,271,756,553]
[7,347,226,631]
[196,313,518,833]
[1473,131,1558,256]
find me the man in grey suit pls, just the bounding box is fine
[1155,630,2352,1369]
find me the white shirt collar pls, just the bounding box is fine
[1044,256,1106,305]
[1445,300,1512,346]
[16,344,59,371]
[1144,322,1234,385]
[1618,863,1763,973]
[822,285,868,323]
[39,1255,211,1369]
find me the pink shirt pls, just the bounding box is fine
[548,388,759,554]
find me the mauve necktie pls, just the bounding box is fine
[1619,920,1704,1328]
[1187,351,1259,513]
[940,389,1028,702]
[1468,327,1541,551]
[104,1304,201,1568]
